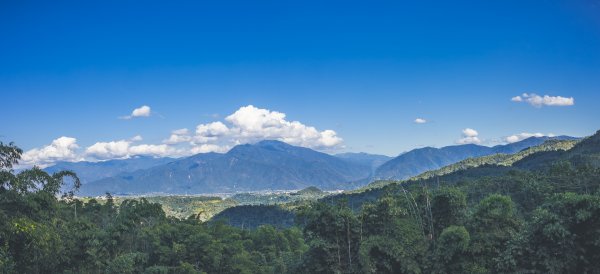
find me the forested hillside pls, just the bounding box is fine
[2,131,600,273]
[373,136,577,180]
[409,138,579,181]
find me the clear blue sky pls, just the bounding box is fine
[1,0,599,163]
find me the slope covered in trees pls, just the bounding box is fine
[373,136,577,180]
[288,130,600,273]
[409,138,579,181]
[209,131,600,273]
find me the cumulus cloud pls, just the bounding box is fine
[193,122,230,144]
[511,93,574,107]
[191,144,229,154]
[463,128,478,137]
[120,105,152,119]
[85,139,177,160]
[414,118,427,124]
[456,128,481,145]
[172,128,189,135]
[85,140,131,159]
[131,135,143,142]
[128,144,174,156]
[163,128,192,144]
[213,105,344,150]
[504,132,555,143]
[20,137,81,167]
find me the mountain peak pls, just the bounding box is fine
[226,140,295,155]
[255,139,291,147]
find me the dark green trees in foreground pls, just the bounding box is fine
[0,143,308,274]
[298,188,600,273]
[2,138,600,273]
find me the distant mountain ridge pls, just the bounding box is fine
[334,152,392,171]
[79,140,372,195]
[408,139,580,182]
[44,156,175,184]
[50,136,578,196]
[373,136,578,180]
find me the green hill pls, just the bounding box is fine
[409,139,579,181]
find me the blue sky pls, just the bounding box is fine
[1,0,599,165]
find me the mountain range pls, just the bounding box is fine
[77,140,373,195]
[44,136,578,196]
[373,136,578,180]
[334,152,392,172]
[44,156,174,184]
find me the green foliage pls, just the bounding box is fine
[0,142,21,170]
[212,205,296,229]
[106,252,147,274]
[504,193,600,273]
[433,226,470,274]
[296,201,361,273]
[431,188,467,237]
[468,194,520,272]
[358,196,426,274]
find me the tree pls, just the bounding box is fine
[0,142,21,171]
[433,226,470,274]
[506,193,600,273]
[297,201,360,273]
[358,196,426,274]
[468,194,520,272]
[105,252,148,274]
[431,188,467,238]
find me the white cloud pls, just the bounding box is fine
[456,128,481,144]
[85,139,177,160]
[512,93,574,107]
[191,144,229,154]
[163,128,192,144]
[129,144,174,157]
[462,128,478,137]
[193,122,230,144]
[131,135,143,142]
[215,105,343,150]
[133,105,151,117]
[183,105,343,151]
[172,128,189,135]
[20,137,81,167]
[414,118,427,124]
[120,105,152,119]
[504,132,555,143]
[317,130,342,147]
[85,140,131,159]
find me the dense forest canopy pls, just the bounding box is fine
[2,131,600,273]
